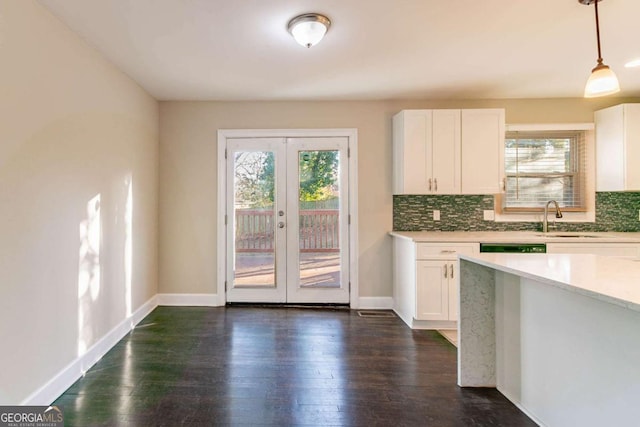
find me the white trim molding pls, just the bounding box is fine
[505,123,594,132]
[358,297,394,310]
[217,128,359,307]
[21,296,158,405]
[496,122,596,223]
[157,293,220,306]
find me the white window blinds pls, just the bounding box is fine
[504,130,587,211]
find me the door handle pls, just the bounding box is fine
[278,222,285,229]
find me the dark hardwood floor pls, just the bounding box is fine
[54,306,535,426]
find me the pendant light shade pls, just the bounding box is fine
[288,13,331,48]
[584,63,620,97]
[580,0,620,97]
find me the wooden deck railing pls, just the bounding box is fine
[235,209,339,252]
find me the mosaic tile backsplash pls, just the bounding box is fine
[393,192,640,232]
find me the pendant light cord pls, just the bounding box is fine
[594,0,603,65]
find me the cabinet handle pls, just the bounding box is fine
[444,265,448,279]
[501,177,506,192]
[450,264,454,278]
[428,178,432,191]
[434,178,438,192]
[441,250,456,254]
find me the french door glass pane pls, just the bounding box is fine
[298,150,341,288]
[233,151,276,287]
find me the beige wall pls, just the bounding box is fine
[2,0,638,407]
[158,97,639,300]
[0,1,158,404]
[3,0,638,409]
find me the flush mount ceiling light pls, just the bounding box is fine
[580,0,620,98]
[287,13,331,48]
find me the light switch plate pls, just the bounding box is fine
[483,210,495,221]
[433,210,440,221]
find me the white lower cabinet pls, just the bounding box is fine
[416,260,459,321]
[393,239,478,329]
[393,236,640,330]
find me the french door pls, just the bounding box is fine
[225,137,350,303]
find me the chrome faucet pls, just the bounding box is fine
[543,200,563,233]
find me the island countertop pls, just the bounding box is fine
[459,252,640,312]
[458,252,640,426]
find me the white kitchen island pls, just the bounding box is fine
[458,253,640,427]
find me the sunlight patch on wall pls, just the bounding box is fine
[78,194,101,357]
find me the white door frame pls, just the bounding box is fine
[216,129,359,307]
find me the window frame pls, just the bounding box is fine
[494,123,595,223]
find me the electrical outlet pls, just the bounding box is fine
[483,210,495,221]
[433,210,440,221]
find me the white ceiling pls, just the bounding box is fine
[38,0,640,101]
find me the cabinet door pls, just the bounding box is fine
[461,109,505,194]
[416,261,448,320]
[447,261,459,321]
[392,110,433,194]
[595,105,625,191]
[431,110,461,194]
[595,104,640,191]
[625,105,640,190]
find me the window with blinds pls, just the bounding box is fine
[503,130,587,212]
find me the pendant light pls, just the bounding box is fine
[580,0,620,98]
[287,13,331,48]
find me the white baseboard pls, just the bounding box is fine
[21,295,158,405]
[498,388,547,427]
[393,308,413,328]
[157,293,221,306]
[393,309,457,330]
[410,319,457,330]
[21,293,393,405]
[357,296,394,310]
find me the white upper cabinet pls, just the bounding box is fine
[393,110,431,194]
[393,110,460,194]
[595,104,640,191]
[393,108,505,195]
[461,109,505,194]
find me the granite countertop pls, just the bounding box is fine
[389,231,640,243]
[459,253,640,312]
